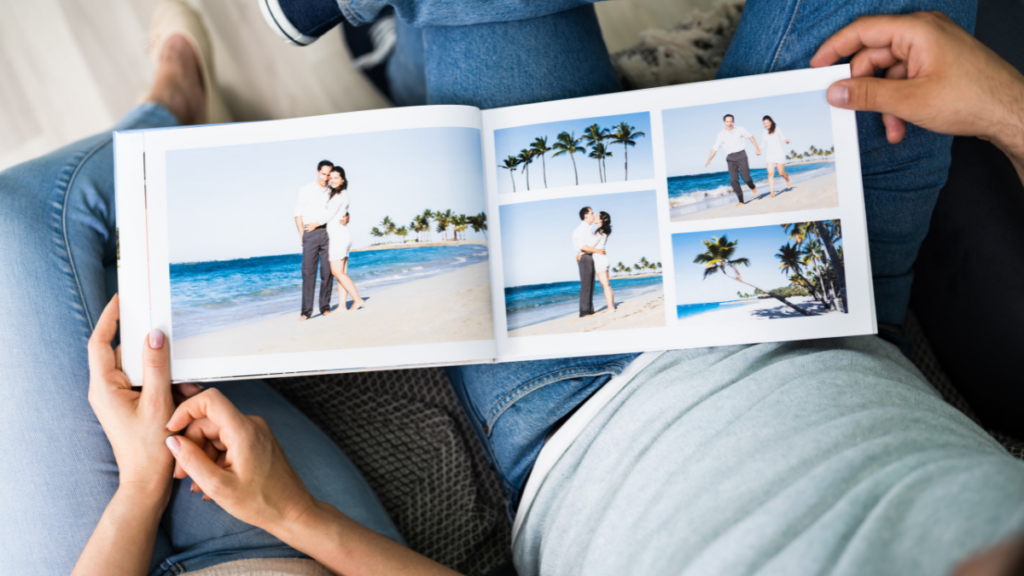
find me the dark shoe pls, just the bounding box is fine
[258,0,344,46]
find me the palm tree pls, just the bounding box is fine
[552,131,586,185]
[396,226,409,243]
[453,213,469,240]
[694,235,812,316]
[588,142,613,183]
[467,211,488,239]
[380,216,395,243]
[420,209,434,242]
[370,227,384,245]
[612,122,646,181]
[435,209,454,241]
[530,136,551,188]
[813,220,847,312]
[500,155,520,192]
[517,148,535,190]
[582,124,610,182]
[775,242,818,298]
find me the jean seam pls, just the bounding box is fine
[338,0,365,26]
[60,135,114,331]
[484,362,626,432]
[769,0,804,73]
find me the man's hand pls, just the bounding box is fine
[812,11,1024,155]
[340,214,349,226]
[576,253,582,262]
[165,389,316,535]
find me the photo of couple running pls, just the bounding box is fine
[705,113,794,205]
[293,160,364,320]
[573,206,616,317]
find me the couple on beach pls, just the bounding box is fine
[293,160,365,320]
[573,206,616,317]
[705,113,794,206]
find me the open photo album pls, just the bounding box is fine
[115,65,875,383]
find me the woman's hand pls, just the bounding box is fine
[811,11,1024,153]
[164,388,317,534]
[89,294,180,501]
[304,222,321,232]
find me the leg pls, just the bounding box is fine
[779,163,792,189]
[578,254,596,317]
[330,259,349,311]
[717,0,977,326]
[727,153,744,204]
[596,270,615,313]
[314,229,334,315]
[767,162,777,196]
[338,257,350,306]
[737,151,757,196]
[0,103,180,576]
[300,237,318,318]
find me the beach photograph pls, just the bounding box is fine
[499,190,664,337]
[673,219,848,325]
[663,90,839,222]
[494,112,654,194]
[165,126,493,360]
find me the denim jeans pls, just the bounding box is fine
[0,103,403,576]
[436,0,977,518]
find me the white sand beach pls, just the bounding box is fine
[174,262,494,359]
[678,296,837,325]
[671,166,838,222]
[509,289,665,337]
[352,239,487,252]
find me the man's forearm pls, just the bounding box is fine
[274,500,460,576]
[295,216,304,235]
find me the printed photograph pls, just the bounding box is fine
[673,220,847,325]
[494,112,654,194]
[166,127,493,360]
[663,90,839,222]
[499,190,664,337]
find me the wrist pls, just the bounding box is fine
[265,494,323,544]
[116,479,172,511]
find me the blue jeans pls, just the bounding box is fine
[0,103,403,575]
[430,0,977,518]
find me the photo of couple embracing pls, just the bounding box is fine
[294,160,364,320]
[500,190,665,337]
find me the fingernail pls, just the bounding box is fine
[165,435,180,455]
[149,329,165,350]
[828,84,849,106]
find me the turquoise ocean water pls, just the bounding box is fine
[505,276,663,330]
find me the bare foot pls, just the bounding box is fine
[145,35,206,125]
[299,315,309,321]
[770,191,776,199]
[322,309,333,316]
[735,202,745,207]
[350,298,366,311]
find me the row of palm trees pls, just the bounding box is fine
[500,121,646,192]
[785,145,835,162]
[611,256,662,277]
[693,219,845,316]
[369,209,488,245]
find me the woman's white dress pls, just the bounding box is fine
[761,128,788,165]
[325,189,352,261]
[588,231,610,272]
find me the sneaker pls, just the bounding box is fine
[258,0,345,46]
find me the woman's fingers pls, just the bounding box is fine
[165,435,231,499]
[166,388,250,445]
[140,329,173,411]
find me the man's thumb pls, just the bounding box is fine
[827,77,920,119]
[166,435,228,495]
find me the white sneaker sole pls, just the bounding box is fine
[258,0,318,46]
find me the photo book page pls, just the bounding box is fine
[481,65,875,362]
[116,106,498,383]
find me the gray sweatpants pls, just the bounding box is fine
[578,253,595,317]
[726,150,756,202]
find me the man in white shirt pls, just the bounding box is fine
[705,114,762,206]
[572,206,603,317]
[293,160,335,320]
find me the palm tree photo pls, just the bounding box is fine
[551,131,586,186]
[611,121,646,181]
[694,235,812,316]
[530,136,551,188]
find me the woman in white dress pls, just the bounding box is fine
[326,166,364,312]
[587,211,616,314]
[761,115,793,199]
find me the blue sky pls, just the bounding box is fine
[500,190,661,287]
[663,90,834,177]
[672,223,843,304]
[494,112,654,194]
[166,127,486,263]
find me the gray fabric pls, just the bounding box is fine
[514,336,1024,576]
[578,253,595,316]
[726,150,754,201]
[300,227,333,316]
[266,368,510,576]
